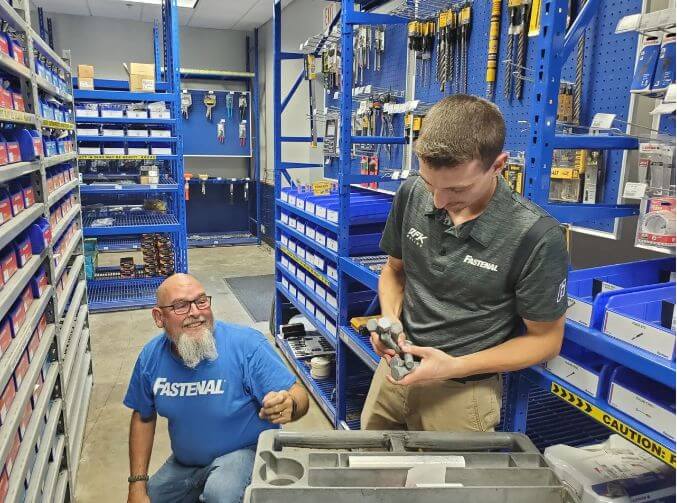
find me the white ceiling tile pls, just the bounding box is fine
[86,0,143,20]
[188,0,252,29]
[139,3,161,22]
[39,0,90,16]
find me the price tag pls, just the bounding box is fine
[590,113,616,131]
[623,182,648,199]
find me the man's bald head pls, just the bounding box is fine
[156,273,205,306]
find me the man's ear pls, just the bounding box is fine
[491,152,509,175]
[151,308,164,328]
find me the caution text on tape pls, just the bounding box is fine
[551,382,675,467]
[79,155,157,160]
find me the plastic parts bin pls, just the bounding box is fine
[30,266,48,298]
[13,233,32,267]
[28,217,51,254]
[8,182,23,215]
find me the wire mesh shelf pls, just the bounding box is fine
[188,232,258,248]
[83,210,180,234]
[95,237,141,252]
[385,0,468,20]
[87,277,164,312]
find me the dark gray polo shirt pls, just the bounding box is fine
[380,176,568,356]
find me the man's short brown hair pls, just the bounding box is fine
[414,94,506,170]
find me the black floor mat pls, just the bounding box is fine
[224,275,275,322]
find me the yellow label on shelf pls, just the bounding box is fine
[79,155,157,160]
[312,181,332,195]
[551,382,676,467]
[550,167,581,179]
[42,119,74,130]
[0,107,34,124]
[280,245,330,287]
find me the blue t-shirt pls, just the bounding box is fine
[123,321,296,467]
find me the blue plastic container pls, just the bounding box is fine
[0,134,9,166]
[30,266,48,298]
[43,139,57,157]
[99,103,125,118]
[0,188,11,225]
[4,129,41,161]
[608,366,675,441]
[21,180,34,208]
[28,218,51,254]
[567,258,675,328]
[53,106,65,123]
[602,285,676,360]
[8,183,23,216]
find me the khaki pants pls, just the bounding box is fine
[361,359,502,432]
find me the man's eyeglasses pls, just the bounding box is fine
[158,296,212,315]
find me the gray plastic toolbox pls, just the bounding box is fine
[244,430,578,502]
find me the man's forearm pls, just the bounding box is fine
[129,411,156,490]
[378,261,404,320]
[452,330,563,378]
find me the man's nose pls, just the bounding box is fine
[433,190,448,209]
[188,301,200,316]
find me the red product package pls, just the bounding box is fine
[0,36,8,57]
[18,399,32,439]
[0,192,10,224]
[5,432,20,476]
[9,301,26,339]
[0,379,16,424]
[0,320,10,358]
[0,88,11,110]
[11,44,24,66]
[21,287,33,314]
[15,237,32,267]
[13,350,29,389]
[11,92,24,112]
[10,188,23,215]
[27,330,39,361]
[37,313,47,338]
[22,185,35,208]
[2,250,18,284]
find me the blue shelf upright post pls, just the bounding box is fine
[253,29,261,244]
[273,0,284,339]
[164,0,187,273]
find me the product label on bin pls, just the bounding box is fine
[0,37,8,56]
[2,253,17,283]
[11,94,24,112]
[6,143,19,163]
[551,382,676,467]
[0,89,11,110]
[10,192,23,214]
[23,187,34,207]
[0,199,10,224]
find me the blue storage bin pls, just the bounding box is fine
[21,180,34,208]
[319,196,391,225]
[602,285,675,360]
[75,103,99,118]
[57,137,70,154]
[36,60,46,79]
[53,107,65,123]
[40,99,54,120]
[8,38,24,66]
[280,187,293,204]
[325,225,382,255]
[28,218,51,254]
[543,339,616,398]
[608,366,675,441]
[567,258,675,328]
[99,103,125,118]
[30,266,48,298]
[5,130,41,161]
[304,222,317,242]
[102,142,125,155]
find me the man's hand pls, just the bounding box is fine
[128,484,150,503]
[259,390,294,425]
[386,341,464,386]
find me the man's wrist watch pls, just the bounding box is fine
[128,474,149,484]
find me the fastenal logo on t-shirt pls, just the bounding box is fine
[463,254,499,272]
[153,377,226,397]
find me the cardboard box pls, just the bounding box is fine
[78,64,94,90]
[140,176,159,185]
[129,63,155,92]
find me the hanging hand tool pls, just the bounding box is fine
[217,119,225,143]
[408,21,423,79]
[198,173,208,196]
[228,180,235,204]
[514,0,531,100]
[459,3,472,94]
[447,8,457,91]
[422,20,436,87]
[528,0,541,37]
[573,0,587,125]
[239,121,247,147]
[504,0,521,100]
[180,90,192,119]
[203,91,216,121]
[226,92,234,119]
[485,0,502,100]
[374,26,385,71]
[184,173,192,201]
[238,94,248,121]
[304,54,318,147]
[243,178,249,202]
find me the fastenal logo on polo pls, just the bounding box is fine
[153,378,226,397]
[463,255,499,272]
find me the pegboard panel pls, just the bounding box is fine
[182,89,252,157]
[323,23,409,193]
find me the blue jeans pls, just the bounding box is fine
[147,447,256,503]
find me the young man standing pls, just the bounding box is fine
[362,94,569,432]
[125,273,309,503]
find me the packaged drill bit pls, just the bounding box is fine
[504,152,525,194]
[549,149,583,203]
[636,195,676,249]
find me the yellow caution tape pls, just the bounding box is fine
[0,108,34,124]
[551,382,676,467]
[79,155,157,160]
[42,119,74,130]
[279,245,331,287]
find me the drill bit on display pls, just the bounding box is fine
[120,257,135,278]
[458,3,472,94]
[505,0,530,101]
[485,0,502,99]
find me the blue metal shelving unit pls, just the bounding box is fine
[74,0,186,312]
[273,0,675,465]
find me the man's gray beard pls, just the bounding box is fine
[175,323,217,369]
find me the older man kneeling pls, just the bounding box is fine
[124,273,308,503]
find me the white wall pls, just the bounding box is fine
[46,12,252,177]
[257,0,328,185]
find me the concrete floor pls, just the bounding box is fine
[74,245,333,502]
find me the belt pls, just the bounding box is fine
[449,372,498,384]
